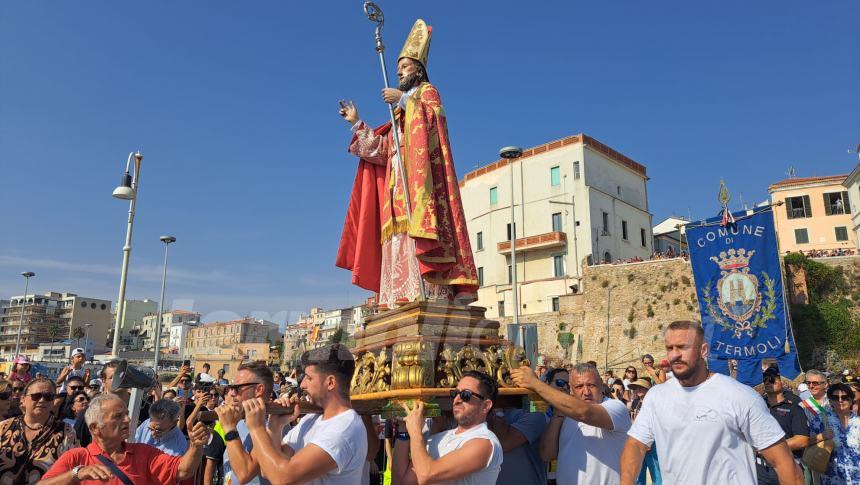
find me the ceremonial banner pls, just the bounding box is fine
[687,207,797,367]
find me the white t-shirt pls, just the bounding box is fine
[282,409,368,485]
[557,397,631,485]
[425,422,503,485]
[628,373,785,485]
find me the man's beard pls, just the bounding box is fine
[671,357,704,381]
[398,72,422,91]
[453,404,483,427]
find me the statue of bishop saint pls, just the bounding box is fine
[336,19,478,310]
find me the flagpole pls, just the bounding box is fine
[363,1,427,302]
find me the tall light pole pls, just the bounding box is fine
[499,147,524,346]
[83,323,93,358]
[153,236,176,370]
[13,272,35,358]
[111,151,143,357]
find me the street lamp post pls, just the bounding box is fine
[13,272,35,358]
[110,151,143,357]
[499,146,524,347]
[83,323,93,359]
[153,236,176,370]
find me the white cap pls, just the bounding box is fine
[71,348,86,357]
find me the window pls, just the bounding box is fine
[498,301,506,318]
[617,185,622,196]
[640,228,647,247]
[551,297,560,312]
[824,191,851,215]
[489,187,498,205]
[552,212,562,232]
[506,223,516,241]
[785,196,812,219]
[794,228,809,244]
[603,251,612,264]
[573,161,580,180]
[622,220,629,241]
[477,267,484,287]
[602,212,610,235]
[476,231,483,251]
[507,264,513,284]
[550,166,561,186]
[553,255,565,277]
[835,226,849,241]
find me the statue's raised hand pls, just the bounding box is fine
[339,100,359,124]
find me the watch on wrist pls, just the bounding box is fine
[224,430,241,442]
[71,465,83,481]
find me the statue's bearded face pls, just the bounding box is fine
[397,58,425,91]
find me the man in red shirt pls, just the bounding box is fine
[39,393,210,484]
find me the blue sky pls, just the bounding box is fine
[1,1,858,325]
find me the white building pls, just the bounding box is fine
[133,310,201,352]
[652,216,689,255]
[844,163,860,250]
[314,308,354,348]
[459,133,653,318]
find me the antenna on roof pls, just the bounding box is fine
[786,166,797,179]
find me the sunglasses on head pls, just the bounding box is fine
[27,392,56,402]
[830,393,852,402]
[450,389,485,402]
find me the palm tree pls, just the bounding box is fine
[46,322,62,362]
[71,326,85,348]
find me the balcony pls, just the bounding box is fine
[497,231,567,254]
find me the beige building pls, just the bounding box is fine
[183,317,279,360]
[116,299,158,347]
[131,310,201,352]
[844,163,860,249]
[459,133,653,319]
[652,216,689,255]
[0,292,112,358]
[769,174,856,253]
[191,342,272,382]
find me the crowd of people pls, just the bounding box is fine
[0,327,858,484]
[797,249,856,258]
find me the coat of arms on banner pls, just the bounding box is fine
[701,248,778,338]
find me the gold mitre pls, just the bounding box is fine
[398,19,432,68]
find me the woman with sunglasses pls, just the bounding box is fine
[61,391,90,428]
[0,377,78,483]
[819,383,860,484]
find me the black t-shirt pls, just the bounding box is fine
[762,391,809,458]
[203,431,225,485]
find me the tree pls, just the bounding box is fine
[46,323,62,362]
[328,328,346,345]
[71,326,85,348]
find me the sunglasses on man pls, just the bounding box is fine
[449,389,486,402]
[553,379,570,389]
[805,380,827,387]
[68,385,84,392]
[27,392,56,402]
[224,382,260,394]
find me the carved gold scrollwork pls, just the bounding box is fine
[392,341,434,389]
[492,345,528,387]
[436,344,499,388]
[350,349,391,395]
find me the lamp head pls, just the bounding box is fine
[112,172,135,200]
[499,146,523,159]
[21,272,35,278]
[160,236,177,244]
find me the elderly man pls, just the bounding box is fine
[392,370,503,485]
[39,393,210,484]
[619,321,803,485]
[512,362,631,485]
[134,398,188,456]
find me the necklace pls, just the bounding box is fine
[22,420,45,431]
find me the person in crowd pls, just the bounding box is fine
[393,370,503,485]
[626,378,660,485]
[64,375,87,396]
[61,391,90,429]
[167,363,193,388]
[163,388,178,400]
[215,360,277,485]
[134,398,188,456]
[611,380,628,405]
[10,355,34,384]
[640,354,666,385]
[197,363,216,384]
[243,344,369,484]
[658,359,673,380]
[39,393,211,484]
[0,371,6,380]
[489,403,548,485]
[177,374,195,399]
[849,382,860,415]
[182,382,215,435]
[0,378,78,483]
[602,369,616,386]
[543,367,570,420]
[272,372,285,395]
[758,366,811,485]
[619,320,802,485]
[86,379,101,398]
[56,347,90,392]
[801,370,830,428]
[51,391,67,420]
[200,412,226,485]
[217,368,229,386]
[7,380,26,418]
[622,366,638,391]
[819,383,860,484]
[513,362,630,485]
[0,382,13,419]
